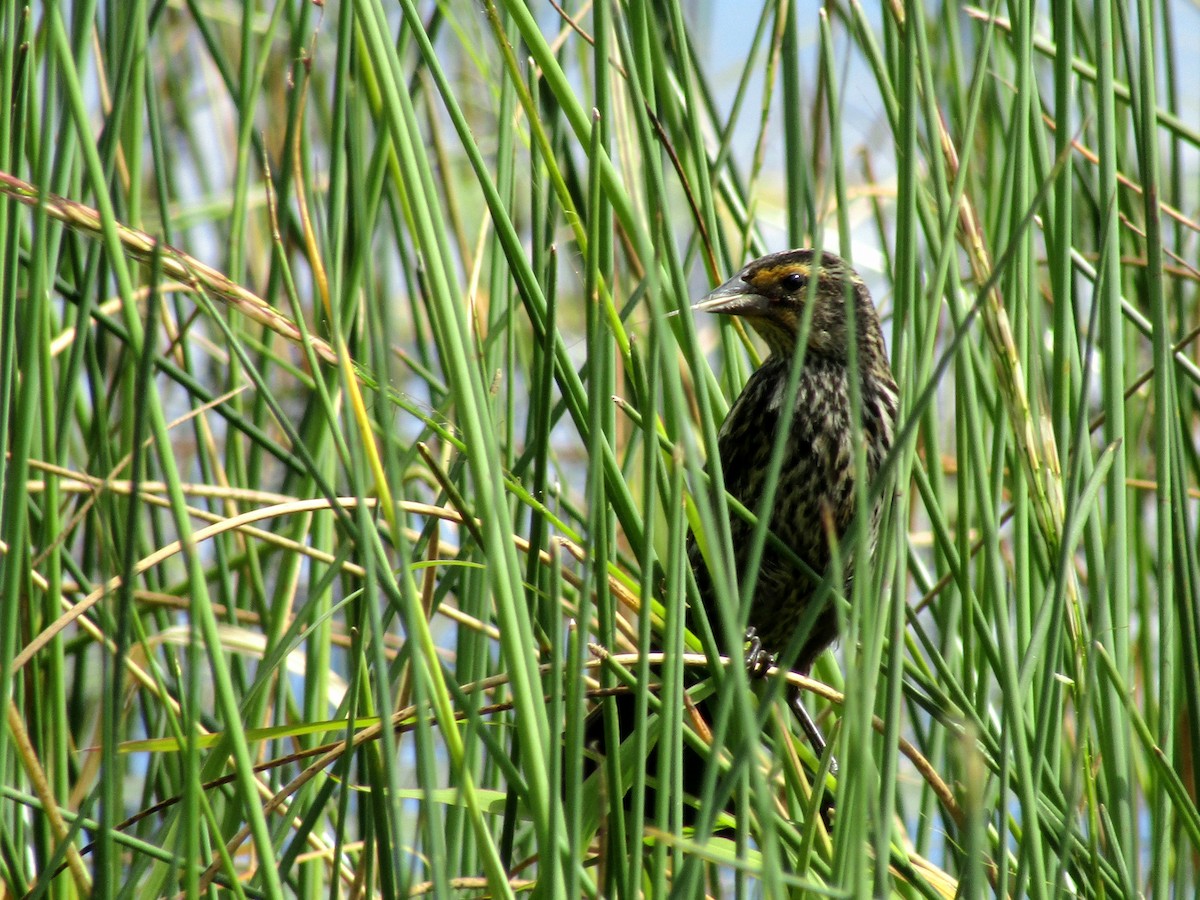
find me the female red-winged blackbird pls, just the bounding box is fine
[691,248,898,678]
[587,249,897,811]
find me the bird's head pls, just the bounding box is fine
[696,249,885,366]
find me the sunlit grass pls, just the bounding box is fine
[1,2,1197,896]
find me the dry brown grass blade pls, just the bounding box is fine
[0,169,340,368]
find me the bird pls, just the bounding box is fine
[690,248,898,681]
[585,248,897,819]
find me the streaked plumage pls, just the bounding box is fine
[583,249,896,815]
[691,249,898,671]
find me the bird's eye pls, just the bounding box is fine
[781,272,805,292]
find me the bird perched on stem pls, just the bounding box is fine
[588,249,896,816]
[691,248,898,678]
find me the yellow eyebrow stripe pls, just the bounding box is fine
[750,262,811,285]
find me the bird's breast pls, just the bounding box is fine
[715,358,892,560]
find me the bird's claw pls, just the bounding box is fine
[743,627,776,678]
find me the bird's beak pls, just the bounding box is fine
[692,274,770,316]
